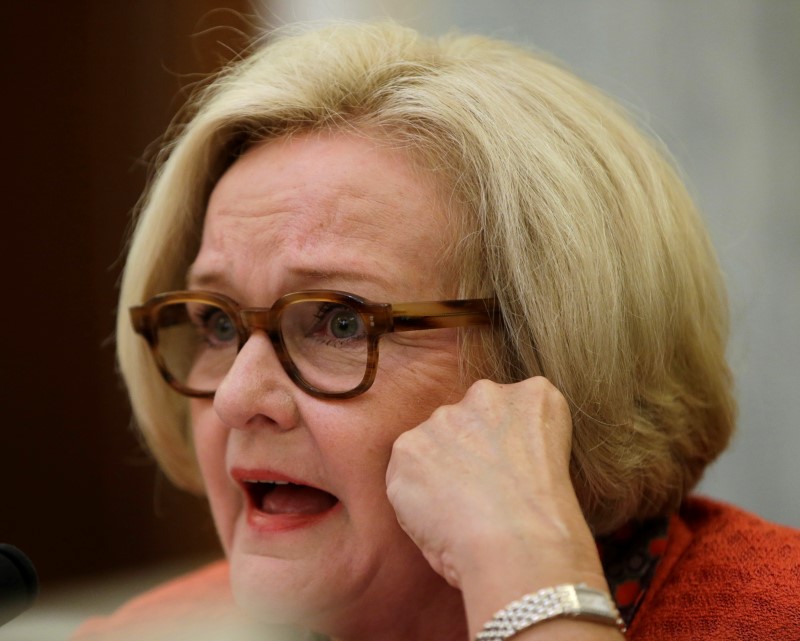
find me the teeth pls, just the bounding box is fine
[244,479,291,485]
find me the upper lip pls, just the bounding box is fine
[231,468,314,486]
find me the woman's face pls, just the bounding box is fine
[189,131,468,635]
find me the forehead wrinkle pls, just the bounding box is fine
[206,131,442,256]
[211,181,394,242]
[313,198,398,244]
[284,189,450,296]
[190,208,396,296]
[191,130,455,300]
[277,189,420,265]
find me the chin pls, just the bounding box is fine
[230,551,322,626]
[229,559,365,639]
[228,530,459,640]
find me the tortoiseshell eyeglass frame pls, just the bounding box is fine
[130,290,499,400]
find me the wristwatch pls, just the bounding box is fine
[476,583,626,640]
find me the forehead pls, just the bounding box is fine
[192,131,455,298]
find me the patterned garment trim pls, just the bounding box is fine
[597,517,670,628]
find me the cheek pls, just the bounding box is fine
[191,400,239,553]
[379,338,466,415]
[338,342,466,480]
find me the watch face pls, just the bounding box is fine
[576,588,614,616]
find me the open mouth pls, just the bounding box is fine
[243,480,340,516]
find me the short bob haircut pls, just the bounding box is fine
[117,22,734,534]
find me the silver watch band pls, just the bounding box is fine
[476,583,625,641]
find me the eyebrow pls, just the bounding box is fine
[185,263,222,289]
[185,265,395,297]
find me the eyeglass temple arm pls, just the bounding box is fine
[129,306,152,339]
[390,299,499,332]
[130,304,191,336]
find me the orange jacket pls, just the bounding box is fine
[628,497,800,640]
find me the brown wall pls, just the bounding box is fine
[2,2,257,585]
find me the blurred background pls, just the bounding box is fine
[2,1,797,639]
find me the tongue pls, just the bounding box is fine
[261,485,338,515]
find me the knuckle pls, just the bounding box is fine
[391,427,427,462]
[522,375,562,398]
[391,429,413,455]
[428,403,450,422]
[465,378,499,400]
[521,375,550,392]
[515,376,571,419]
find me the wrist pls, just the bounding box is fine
[452,515,605,591]
[454,528,609,639]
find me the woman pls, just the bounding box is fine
[74,22,799,641]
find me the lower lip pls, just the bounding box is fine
[246,501,342,534]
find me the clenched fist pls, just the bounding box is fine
[386,377,615,640]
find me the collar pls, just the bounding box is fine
[597,516,670,628]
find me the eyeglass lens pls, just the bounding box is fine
[154,299,370,395]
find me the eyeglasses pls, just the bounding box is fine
[130,290,498,399]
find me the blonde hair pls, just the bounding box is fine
[117,22,735,533]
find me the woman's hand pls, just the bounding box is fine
[385,377,617,640]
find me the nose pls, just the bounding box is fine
[212,332,300,432]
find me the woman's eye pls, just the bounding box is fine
[190,305,237,346]
[207,309,237,343]
[328,308,361,339]
[313,303,365,342]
